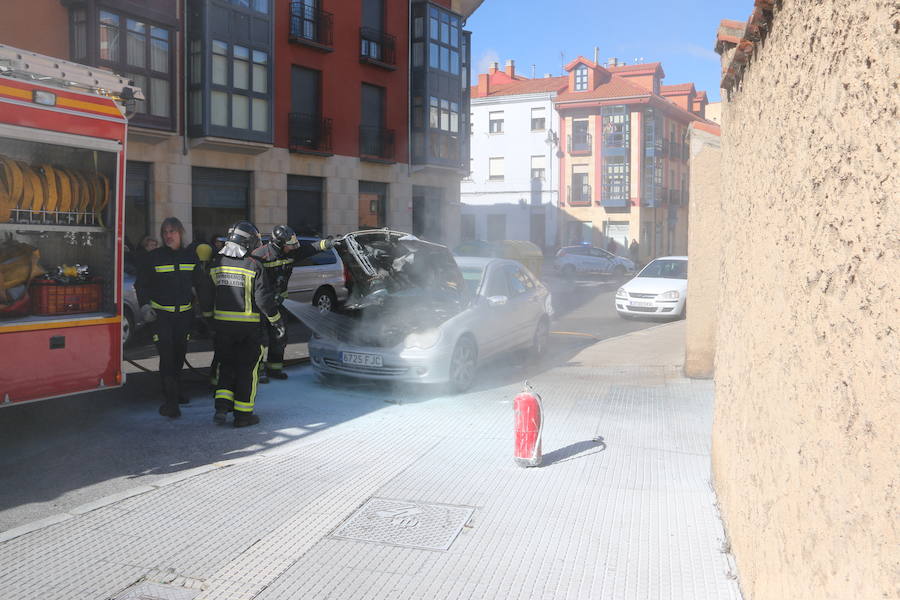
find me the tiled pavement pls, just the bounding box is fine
[0,322,742,600]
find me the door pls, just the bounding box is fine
[360,83,385,156]
[501,264,537,348]
[474,262,511,358]
[588,247,613,274]
[192,167,249,245]
[287,175,324,236]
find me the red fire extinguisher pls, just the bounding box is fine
[514,382,544,467]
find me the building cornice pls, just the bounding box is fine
[471,92,558,106]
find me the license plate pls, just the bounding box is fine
[341,352,383,367]
[629,301,654,308]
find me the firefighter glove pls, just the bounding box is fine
[316,238,334,252]
[141,304,158,323]
[273,318,287,341]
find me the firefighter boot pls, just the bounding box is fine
[267,367,288,380]
[233,412,260,428]
[159,377,182,418]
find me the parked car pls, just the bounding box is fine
[554,245,635,278]
[454,239,545,280]
[307,230,553,392]
[285,237,349,312]
[615,256,688,319]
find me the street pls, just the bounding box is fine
[0,273,662,533]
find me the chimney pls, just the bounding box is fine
[476,72,490,97]
[608,57,618,67]
[505,59,515,78]
[593,47,599,64]
[489,61,499,74]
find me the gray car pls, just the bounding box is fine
[305,230,553,392]
[122,255,144,345]
[285,237,348,312]
[554,245,635,277]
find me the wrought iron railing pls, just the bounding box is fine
[568,132,592,153]
[289,113,332,154]
[359,125,395,160]
[289,3,333,47]
[359,27,396,66]
[567,184,592,205]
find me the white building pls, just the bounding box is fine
[461,61,567,251]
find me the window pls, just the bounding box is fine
[427,5,461,75]
[574,65,588,91]
[290,66,330,153]
[602,105,629,148]
[489,111,504,133]
[570,119,591,153]
[489,157,504,181]
[571,170,590,205]
[531,107,546,131]
[192,167,250,244]
[602,155,630,206]
[73,9,174,128]
[530,155,546,180]
[207,41,270,133]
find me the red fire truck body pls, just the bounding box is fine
[0,46,138,405]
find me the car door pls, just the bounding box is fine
[510,266,545,341]
[588,248,613,274]
[498,263,536,349]
[465,262,510,359]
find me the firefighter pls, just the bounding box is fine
[201,221,284,428]
[135,217,203,418]
[252,225,335,381]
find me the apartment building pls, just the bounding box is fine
[461,60,564,250]
[0,0,482,247]
[554,57,709,260]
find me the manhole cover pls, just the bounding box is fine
[110,582,200,600]
[331,498,474,551]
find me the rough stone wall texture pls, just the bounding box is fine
[712,2,899,599]
[684,128,722,379]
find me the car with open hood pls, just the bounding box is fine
[301,230,553,392]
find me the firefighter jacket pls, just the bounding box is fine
[135,245,202,313]
[251,240,328,304]
[201,253,280,328]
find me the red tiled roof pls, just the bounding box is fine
[691,121,721,136]
[608,62,664,76]
[475,76,568,98]
[661,83,695,94]
[554,73,651,103]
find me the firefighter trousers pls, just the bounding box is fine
[263,307,287,372]
[213,326,264,414]
[153,310,194,384]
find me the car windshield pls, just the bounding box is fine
[638,259,687,279]
[459,265,485,297]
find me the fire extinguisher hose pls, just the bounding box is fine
[523,380,545,463]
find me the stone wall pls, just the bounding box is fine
[712,2,899,599]
[684,125,721,379]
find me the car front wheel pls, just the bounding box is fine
[122,308,135,346]
[613,265,626,278]
[532,318,550,359]
[448,336,478,393]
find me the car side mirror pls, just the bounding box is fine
[486,295,508,307]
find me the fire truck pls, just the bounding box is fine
[0,44,142,406]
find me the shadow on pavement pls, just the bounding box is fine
[540,436,608,467]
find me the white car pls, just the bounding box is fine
[615,256,688,319]
[555,245,635,278]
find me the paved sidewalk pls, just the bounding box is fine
[0,321,742,600]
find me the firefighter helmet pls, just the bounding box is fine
[272,225,299,250]
[226,221,262,252]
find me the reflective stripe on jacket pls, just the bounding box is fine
[203,253,279,327]
[135,245,200,311]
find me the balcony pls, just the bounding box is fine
[360,27,397,69]
[289,3,334,51]
[288,113,333,155]
[567,184,592,206]
[359,125,395,161]
[601,185,630,208]
[568,132,592,155]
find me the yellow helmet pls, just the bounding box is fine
[195,243,213,262]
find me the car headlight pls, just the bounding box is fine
[660,290,680,300]
[616,287,627,298]
[404,329,441,349]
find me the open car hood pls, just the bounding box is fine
[337,230,465,312]
[287,230,466,347]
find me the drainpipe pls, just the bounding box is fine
[182,0,189,156]
[407,0,413,180]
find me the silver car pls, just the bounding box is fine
[285,237,348,312]
[305,231,553,392]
